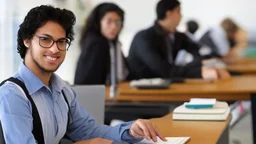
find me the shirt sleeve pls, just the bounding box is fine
[120,125,144,143]
[66,89,141,143]
[0,83,37,144]
[210,27,230,56]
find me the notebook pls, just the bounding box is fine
[130,78,171,89]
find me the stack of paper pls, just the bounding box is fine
[173,99,230,121]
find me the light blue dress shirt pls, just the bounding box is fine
[0,62,140,144]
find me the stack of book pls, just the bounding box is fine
[173,98,230,121]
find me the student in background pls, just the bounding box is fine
[199,18,247,58]
[74,3,131,85]
[0,5,166,144]
[185,20,212,57]
[128,0,230,80]
[185,20,199,41]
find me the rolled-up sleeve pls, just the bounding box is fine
[66,90,141,143]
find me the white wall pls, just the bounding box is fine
[180,0,256,37]
[0,0,14,81]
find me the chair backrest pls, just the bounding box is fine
[71,85,105,124]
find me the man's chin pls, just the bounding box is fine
[42,66,59,73]
[44,69,58,73]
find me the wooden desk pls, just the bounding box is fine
[106,76,256,102]
[227,63,256,75]
[224,57,256,65]
[151,113,230,144]
[223,57,256,74]
[106,76,256,144]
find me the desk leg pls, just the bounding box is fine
[251,94,256,144]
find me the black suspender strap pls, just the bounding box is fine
[0,77,45,144]
[61,90,72,142]
[0,121,5,144]
[62,90,71,129]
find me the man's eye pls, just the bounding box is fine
[58,40,66,44]
[40,37,52,43]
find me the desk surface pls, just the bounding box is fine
[150,113,230,144]
[227,63,256,74]
[224,57,256,74]
[106,76,256,102]
[224,57,256,65]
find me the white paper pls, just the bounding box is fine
[138,137,190,144]
[188,98,216,105]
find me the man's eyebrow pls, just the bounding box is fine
[40,34,66,40]
[40,34,53,38]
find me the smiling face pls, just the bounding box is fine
[23,21,67,74]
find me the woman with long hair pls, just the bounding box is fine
[74,3,131,85]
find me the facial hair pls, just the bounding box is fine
[30,46,63,73]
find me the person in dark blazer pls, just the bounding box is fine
[128,0,230,80]
[74,3,130,85]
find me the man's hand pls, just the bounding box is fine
[202,67,231,80]
[216,69,231,80]
[129,119,167,143]
[202,67,218,80]
[74,138,113,144]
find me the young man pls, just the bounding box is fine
[0,5,166,144]
[128,0,230,80]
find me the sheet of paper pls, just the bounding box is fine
[189,98,216,104]
[137,137,190,144]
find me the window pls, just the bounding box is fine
[0,0,15,81]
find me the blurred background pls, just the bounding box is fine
[1,0,256,84]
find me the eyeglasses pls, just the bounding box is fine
[105,19,122,27]
[33,35,71,51]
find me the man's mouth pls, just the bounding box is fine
[45,56,58,61]
[45,55,60,64]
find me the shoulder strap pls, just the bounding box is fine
[0,77,45,144]
[62,90,71,128]
[0,122,5,144]
[61,90,71,141]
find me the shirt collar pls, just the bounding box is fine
[18,62,65,95]
[169,33,175,42]
[154,21,168,36]
[50,73,66,93]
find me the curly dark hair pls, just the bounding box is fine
[17,5,76,59]
[79,3,124,47]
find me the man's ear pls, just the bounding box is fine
[166,10,172,18]
[23,39,31,48]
